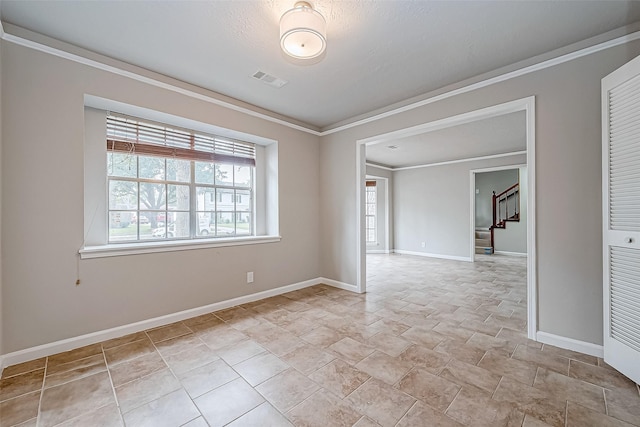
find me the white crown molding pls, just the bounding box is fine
[2,23,640,138]
[321,30,640,136]
[365,163,394,171]
[0,29,322,137]
[383,151,527,172]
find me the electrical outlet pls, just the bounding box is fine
[247,272,254,284]
[421,242,426,248]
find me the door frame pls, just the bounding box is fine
[470,164,527,261]
[356,96,537,339]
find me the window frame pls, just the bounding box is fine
[106,113,257,244]
[107,153,255,243]
[365,181,377,244]
[81,103,281,259]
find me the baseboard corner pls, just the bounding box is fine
[318,277,360,293]
[494,250,528,257]
[536,331,604,358]
[394,249,472,262]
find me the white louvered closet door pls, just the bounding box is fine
[602,55,640,384]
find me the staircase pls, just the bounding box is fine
[476,182,520,255]
[475,229,493,254]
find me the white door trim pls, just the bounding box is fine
[356,96,537,340]
[469,164,527,262]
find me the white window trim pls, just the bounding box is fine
[83,97,280,257]
[79,235,282,259]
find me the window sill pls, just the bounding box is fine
[79,235,282,259]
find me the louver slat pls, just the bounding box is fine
[609,76,640,232]
[610,247,640,353]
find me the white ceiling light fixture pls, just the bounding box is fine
[280,1,327,60]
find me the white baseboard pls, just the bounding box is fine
[536,331,604,358]
[318,277,360,293]
[494,251,528,257]
[394,249,472,262]
[1,277,355,373]
[366,249,391,254]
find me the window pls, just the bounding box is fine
[365,181,377,243]
[107,114,255,243]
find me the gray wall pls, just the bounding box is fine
[1,39,321,352]
[475,169,519,229]
[320,40,640,345]
[393,156,525,258]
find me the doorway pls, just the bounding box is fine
[471,166,528,260]
[357,97,537,339]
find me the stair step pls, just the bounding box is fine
[475,238,491,246]
[475,246,494,254]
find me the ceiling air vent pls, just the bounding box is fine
[252,70,288,88]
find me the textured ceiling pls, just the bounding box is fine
[2,1,640,129]
[366,111,526,168]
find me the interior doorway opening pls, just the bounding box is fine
[357,97,536,339]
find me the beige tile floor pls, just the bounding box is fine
[1,254,639,427]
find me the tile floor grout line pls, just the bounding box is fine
[100,346,126,427]
[393,400,418,427]
[283,388,330,422]
[602,386,609,416]
[0,365,45,381]
[477,350,489,366]
[442,386,463,416]
[35,356,48,427]
[141,328,209,420]
[490,376,504,400]
[510,343,520,360]
[343,376,373,401]
[102,335,148,353]
[532,366,541,388]
[0,381,47,405]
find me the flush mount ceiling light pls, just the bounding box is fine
[280,1,327,60]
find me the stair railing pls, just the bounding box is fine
[490,183,520,248]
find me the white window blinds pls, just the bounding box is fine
[106,114,256,166]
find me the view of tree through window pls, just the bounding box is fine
[106,115,255,243]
